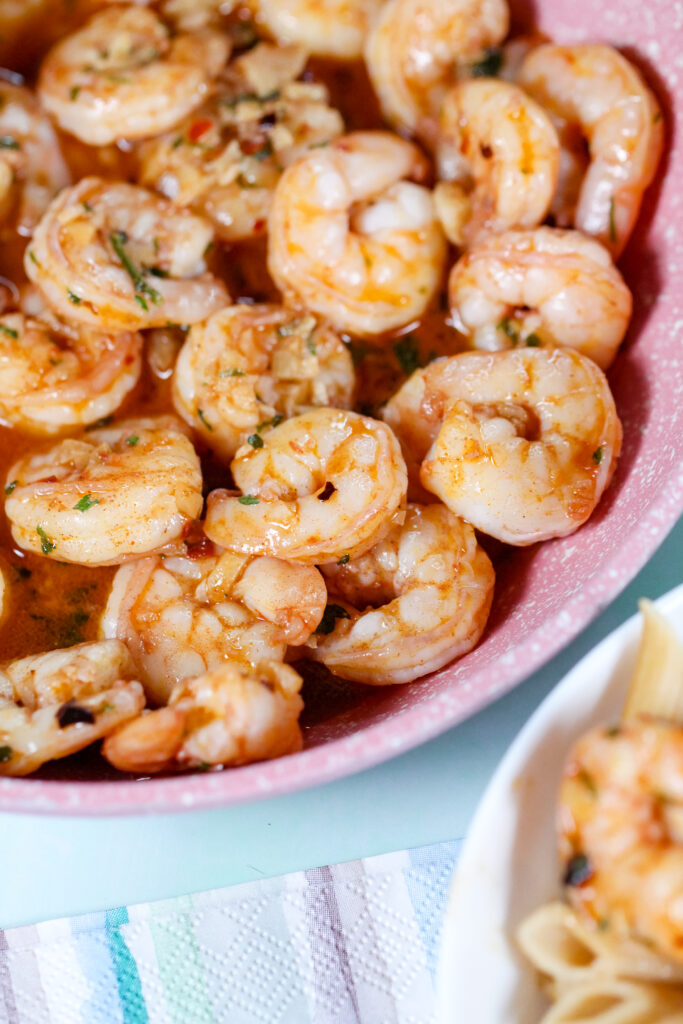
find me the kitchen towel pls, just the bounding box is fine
[0,839,461,1024]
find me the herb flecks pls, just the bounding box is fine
[337,554,350,565]
[0,135,19,150]
[238,494,259,505]
[471,47,503,78]
[67,290,82,305]
[592,446,604,465]
[394,334,420,376]
[498,317,519,344]
[4,480,17,496]
[125,434,139,447]
[0,323,18,340]
[109,230,162,310]
[197,408,213,431]
[36,525,56,555]
[315,604,351,635]
[73,493,100,512]
[247,433,264,449]
[219,368,245,378]
[0,745,12,763]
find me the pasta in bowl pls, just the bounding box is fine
[437,585,683,1023]
[0,0,680,812]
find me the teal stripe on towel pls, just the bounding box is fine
[106,908,149,1024]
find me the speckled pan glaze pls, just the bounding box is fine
[2,0,682,814]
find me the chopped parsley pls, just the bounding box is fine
[109,230,162,309]
[256,413,284,432]
[471,47,503,78]
[125,434,139,447]
[247,433,264,449]
[0,323,18,339]
[4,480,17,496]
[67,290,82,305]
[393,334,420,376]
[525,333,541,347]
[337,554,350,565]
[69,85,81,101]
[0,135,19,150]
[197,408,213,431]
[0,745,12,763]
[238,494,259,505]
[497,317,519,343]
[73,493,100,512]
[218,368,245,378]
[315,603,351,635]
[36,525,56,554]
[592,446,603,465]
[28,249,39,267]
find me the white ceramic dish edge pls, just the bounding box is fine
[436,581,683,1024]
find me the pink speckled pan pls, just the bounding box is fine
[2,0,682,815]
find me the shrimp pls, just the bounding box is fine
[559,720,683,966]
[433,79,560,248]
[267,132,446,337]
[172,304,355,461]
[0,81,70,238]
[37,5,229,146]
[447,228,632,369]
[138,43,343,242]
[364,0,509,144]
[101,535,326,704]
[0,640,145,776]
[0,310,142,434]
[255,0,384,59]
[4,416,203,566]
[307,504,494,685]
[518,44,664,257]
[25,178,229,333]
[205,407,408,565]
[102,661,303,773]
[387,347,621,545]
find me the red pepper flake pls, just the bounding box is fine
[188,118,213,143]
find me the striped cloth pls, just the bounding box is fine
[0,840,461,1024]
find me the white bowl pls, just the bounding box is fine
[436,582,683,1023]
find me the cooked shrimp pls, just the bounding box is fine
[0,81,70,238]
[559,720,683,966]
[102,661,303,773]
[101,536,326,704]
[256,0,384,59]
[307,504,494,684]
[0,640,145,776]
[37,5,229,146]
[25,178,229,332]
[447,228,632,369]
[205,407,408,564]
[364,0,509,144]
[0,311,142,434]
[387,347,621,544]
[172,305,355,461]
[267,131,446,337]
[519,44,664,257]
[434,79,560,247]
[4,416,203,566]
[138,43,343,241]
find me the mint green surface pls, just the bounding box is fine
[1,519,681,929]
